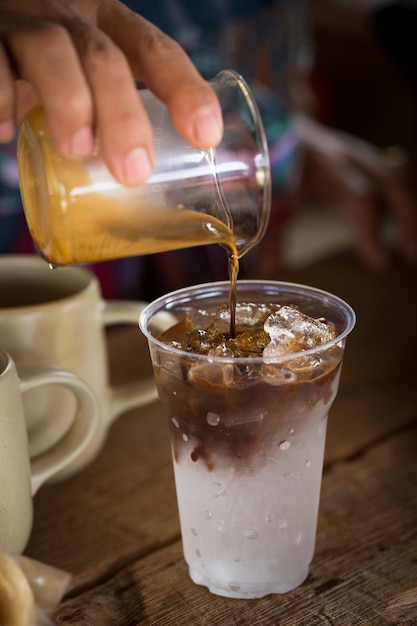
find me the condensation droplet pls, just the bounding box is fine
[295,531,305,545]
[279,440,290,451]
[191,528,198,536]
[195,549,201,558]
[279,519,288,529]
[216,520,225,533]
[203,509,212,520]
[207,412,220,426]
[233,556,241,563]
[229,582,241,592]
[265,515,274,523]
[214,482,226,497]
[306,460,312,468]
[182,433,189,442]
[171,417,180,428]
[243,529,259,540]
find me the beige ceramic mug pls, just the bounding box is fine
[0,255,157,481]
[0,348,99,554]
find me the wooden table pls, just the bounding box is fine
[26,252,417,625]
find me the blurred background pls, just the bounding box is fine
[282,0,417,268]
[1,0,416,296]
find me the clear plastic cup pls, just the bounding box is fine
[139,280,356,599]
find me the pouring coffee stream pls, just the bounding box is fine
[17,70,271,336]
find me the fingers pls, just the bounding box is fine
[346,139,417,264]
[98,4,224,148]
[9,22,95,157]
[7,14,153,184]
[301,120,417,268]
[385,180,417,264]
[64,14,155,184]
[318,156,389,269]
[362,161,417,265]
[338,190,388,270]
[336,163,417,268]
[303,146,389,269]
[0,0,223,185]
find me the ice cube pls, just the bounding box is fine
[188,360,235,389]
[226,327,271,357]
[211,305,231,333]
[263,306,336,359]
[156,352,186,381]
[212,302,277,334]
[287,349,342,382]
[208,345,234,358]
[234,302,276,328]
[261,364,298,385]
[188,308,216,330]
[182,328,225,355]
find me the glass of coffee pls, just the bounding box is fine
[139,280,355,599]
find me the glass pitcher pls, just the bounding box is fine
[17,70,271,266]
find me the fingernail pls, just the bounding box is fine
[123,147,152,184]
[193,108,223,146]
[70,126,94,156]
[0,119,15,142]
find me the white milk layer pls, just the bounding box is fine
[172,401,329,598]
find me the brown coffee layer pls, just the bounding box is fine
[155,307,342,471]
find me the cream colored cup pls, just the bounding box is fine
[0,349,99,554]
[0,255,157,481]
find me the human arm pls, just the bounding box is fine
[294,115,417,268]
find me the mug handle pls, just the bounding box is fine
[19,371,99,495]
[101,300,159,424]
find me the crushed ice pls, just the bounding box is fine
[212,302,276,334]
[263,305,336,360]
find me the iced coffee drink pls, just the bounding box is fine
[140,280,355,598]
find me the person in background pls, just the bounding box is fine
[0,0,416,300]
[132,0,416,274]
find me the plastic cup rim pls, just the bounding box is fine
[139,279,356,365]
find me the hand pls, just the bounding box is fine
[0,0,223,185]
[296,115,417,268]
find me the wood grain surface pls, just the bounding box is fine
[26,252,417,625]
